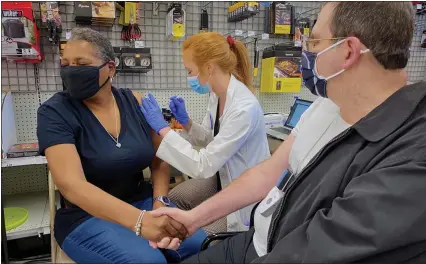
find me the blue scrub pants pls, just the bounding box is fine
[61,198,207,263]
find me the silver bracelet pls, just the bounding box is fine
[135,210,146,236]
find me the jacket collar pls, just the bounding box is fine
[353,81,426,142]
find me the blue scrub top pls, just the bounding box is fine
[37,87,155,245]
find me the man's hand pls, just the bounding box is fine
[148,207,198,250]
[140,211,187,242]
[151,207,198,236]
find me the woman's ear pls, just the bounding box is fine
[206,63,215,76]
[108,61,116,79]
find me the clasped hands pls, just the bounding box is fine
[142,207,196,250]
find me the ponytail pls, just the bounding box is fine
[229,40,253,92]
[183,32,253,92]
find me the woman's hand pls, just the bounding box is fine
[139,94,169,134]
[140,211,188,242]
[169,96,190,125]
[149,237,181,250]
[148,207,198,250]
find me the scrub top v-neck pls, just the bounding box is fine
[81,90,127,147]
[37,87,155,246]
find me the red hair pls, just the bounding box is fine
[183,32,253,92]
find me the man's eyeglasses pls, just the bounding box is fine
[302,35,346,52]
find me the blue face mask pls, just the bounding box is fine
[187,74,211,94]
[301,39,369,98]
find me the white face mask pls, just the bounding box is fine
[314,39,370,81]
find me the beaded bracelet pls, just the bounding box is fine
[135,210,146,236]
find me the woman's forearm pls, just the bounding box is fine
[151,159,170,199]
[60,181,141,232]
[183,119,192,132]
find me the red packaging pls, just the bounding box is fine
[1,2,42,63]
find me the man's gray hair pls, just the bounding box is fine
[330,2,414,70]
[68,27,115,63]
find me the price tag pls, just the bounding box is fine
[262,33,269,40]
[65,31,71,40]
[235,29,243,36]
[134,40,145,48]
[247,31,255,37]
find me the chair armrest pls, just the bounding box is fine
[201,232,245,251]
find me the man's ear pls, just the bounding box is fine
[342,37,362,70]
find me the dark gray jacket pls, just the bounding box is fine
[258,82,426,263]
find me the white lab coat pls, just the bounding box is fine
[157,75,271,232]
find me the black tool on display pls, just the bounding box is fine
[200,9,209,32]
[114,47,152,73]
[253,37,260,77]
[47,19,57,44]
[40,2,62,44]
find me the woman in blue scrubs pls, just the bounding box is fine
[36,28,206,263]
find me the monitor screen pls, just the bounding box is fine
[286,100,312,128]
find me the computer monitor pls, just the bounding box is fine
[284,99,313,129]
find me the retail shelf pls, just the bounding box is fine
[4,191,50,240]
[1,156,47,168]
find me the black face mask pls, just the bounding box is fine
[60,62,110,100]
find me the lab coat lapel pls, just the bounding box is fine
[221,75,237,120]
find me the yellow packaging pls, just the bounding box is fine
[260,57,302,93]
[273,2,292,35]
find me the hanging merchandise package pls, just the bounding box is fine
[272,2,293,35]
[293,18,310,47]
[1,1,42,62]
[74,1,115,27]
[166,3,185,40]
[40,1,62,44]
[260,44,302,93]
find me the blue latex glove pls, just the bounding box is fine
[169,96,189,125]
[139,94,169,134]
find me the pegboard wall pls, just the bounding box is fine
[1,1,426,145]
[1,165,48,195]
